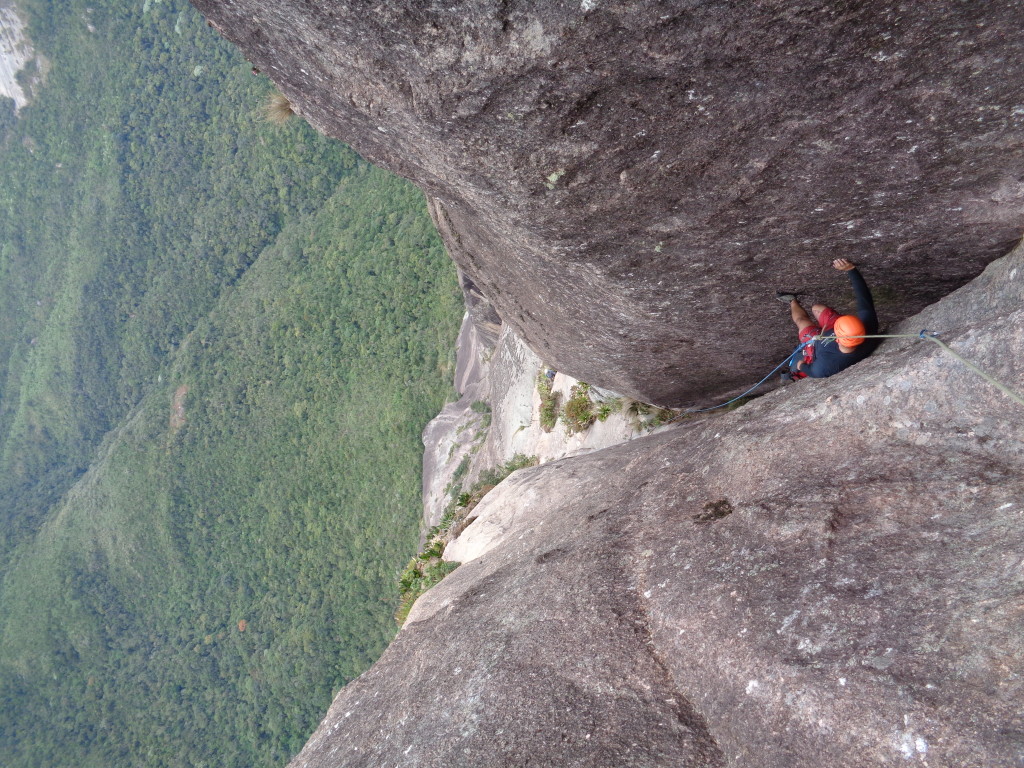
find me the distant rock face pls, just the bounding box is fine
[288,246,1024,767]
[190,0,1023,405]
[420,315,491,529]
[422,319,654,528]
[0,4,36,111]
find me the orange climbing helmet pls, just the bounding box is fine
[833,315,866,347]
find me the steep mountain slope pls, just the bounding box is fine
[0,166,463,768]
[287,238,1024,768]
[0,0,362,562]
[0,0,463,764]
[190,0,1024,405]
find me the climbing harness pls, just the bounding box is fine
[667,329,1024,424]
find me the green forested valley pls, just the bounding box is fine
[0,0,463,765]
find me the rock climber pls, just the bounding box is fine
[778,258,879,379]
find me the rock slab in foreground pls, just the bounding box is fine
[289,247,1024,766]
[191,0,1024,405]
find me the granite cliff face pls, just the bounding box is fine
[289,239,1024,768]
[186,3,1024,765]
[190,0,1024,405]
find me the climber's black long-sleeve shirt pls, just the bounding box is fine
[803,269,879,378]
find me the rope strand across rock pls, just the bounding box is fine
[669,330,1024,422]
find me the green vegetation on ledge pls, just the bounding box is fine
[396,454,538,625]
[561,382,596,434]
[536,371,560,432]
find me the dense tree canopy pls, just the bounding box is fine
[0,0,462,764]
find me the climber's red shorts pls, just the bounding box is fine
[797,307,840,363]
[797,307,840,344]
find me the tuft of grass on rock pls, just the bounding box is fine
[595,397,622,422]
[470,399,491,427]
[263,90,296,124]
[624,399,679,431]
[395,545,460,626]
[536,371,560,432]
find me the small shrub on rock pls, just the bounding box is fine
[595,398,622,422]
[561,383,595,434]
[625,399,679,431]
[395,556,460,625]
